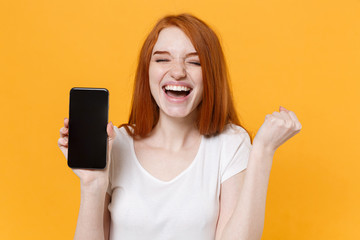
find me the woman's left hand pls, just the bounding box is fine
[253,106,302,154]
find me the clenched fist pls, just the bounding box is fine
[253,106,302,154]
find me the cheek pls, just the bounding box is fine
[148,65,157,83]
[148,65,163,102]
[149,63,166,81]
[149,66,159,90]
[195,70,203,90]
[149,78,159,102]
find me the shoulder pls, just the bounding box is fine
[111,125,133,152]
[211,124,252,163]
[222,124,250,136]
[217,124,252,147]
[113,125,132,140]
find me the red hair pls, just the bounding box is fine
[122,13,251,140]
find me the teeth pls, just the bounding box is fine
[164,85,191,91]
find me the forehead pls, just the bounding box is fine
[152,27,196,54]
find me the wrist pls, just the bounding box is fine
[252,141,276,157]
[249,143,276,172]
[80,179,108,195]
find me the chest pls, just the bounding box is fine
[108,134,223,239]
[134,140,201,182]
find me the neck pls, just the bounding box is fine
[150,110,201,151]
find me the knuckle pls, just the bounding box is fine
[272,111,279,117]
[58,137,67,146]
[270,117,278,123]
[265,115,274,122]
[268,114,276,120]
[284,120,292,129]
[279,119,286,126]
[280,110,288,116]
[60,127,68,136]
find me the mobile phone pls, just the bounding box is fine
[67,87,109,169]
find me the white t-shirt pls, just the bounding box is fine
[107,124,252,240]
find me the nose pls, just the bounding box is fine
[170,60,186,80]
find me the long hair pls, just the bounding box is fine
[122,13,251,140]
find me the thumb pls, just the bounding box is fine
[279,106,289,113]
[107,121,117,141]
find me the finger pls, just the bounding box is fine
[272,111,282,118]
[279,106,289,113]
[278,107,294,126]
[279,110,292,122]
[60,127,68,137]
[267,112,282,124]
[57,137,68,147]
[271,111,289,122]
[106,122,116,170]
[64,118,69,128]
[288,110,299,122]
[107,121,116,140]
[288,111,302,130]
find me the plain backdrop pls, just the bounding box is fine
[0,0,359,239]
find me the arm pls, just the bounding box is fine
[217,106,301,240]
[74,185,111,240]
[216,146,274,240]
[58,119,116,240]
[215,170,246,240]
[104,193,111,240]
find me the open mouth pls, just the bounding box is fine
[163,85,192,98]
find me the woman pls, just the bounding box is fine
[58,14,301,240]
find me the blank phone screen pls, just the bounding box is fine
[68,88,109,169]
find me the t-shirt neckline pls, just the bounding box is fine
[130,134,204,185]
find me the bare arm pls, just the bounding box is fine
[104,193,111,240]
[215,170,246,240]
[218,107,301,240]
[218,146,274,240]
[58,118,115,240]
[74,185,111,240]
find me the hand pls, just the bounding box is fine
[58,118,117,189]
[253,106,302,154]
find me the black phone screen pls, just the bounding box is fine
[68,87,109,169]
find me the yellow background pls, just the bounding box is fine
[1,0,359,239]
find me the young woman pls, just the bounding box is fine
[58,14,301,240]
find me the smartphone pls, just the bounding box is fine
[67,87,109,169]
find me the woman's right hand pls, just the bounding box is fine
[58,118,117,191]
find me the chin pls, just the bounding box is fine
[164,111,191,119]
[162,107,197,119]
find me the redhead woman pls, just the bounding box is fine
[58,14,301,240]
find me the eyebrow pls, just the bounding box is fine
[152,51,198,57]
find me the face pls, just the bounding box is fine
[149,27,203,120]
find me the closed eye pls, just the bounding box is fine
[155,59,170,62]
[189,61,201,66]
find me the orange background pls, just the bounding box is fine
[1,0,359,239]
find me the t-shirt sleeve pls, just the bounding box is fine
[220,125,252,183]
